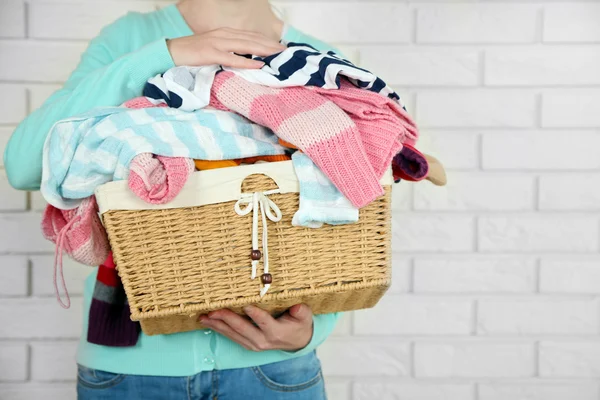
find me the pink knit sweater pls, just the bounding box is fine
[210,72,418,207]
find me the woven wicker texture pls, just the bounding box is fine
[103,174,391,336]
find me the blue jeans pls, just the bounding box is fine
[77,351,326,400]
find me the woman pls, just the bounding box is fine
[4,0,341,398]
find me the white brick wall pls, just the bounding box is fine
[0,1,599,399]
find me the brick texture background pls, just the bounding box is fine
[0,1,599,399]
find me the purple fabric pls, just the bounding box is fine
[87,257,140,347]
[392,145,429,182]
[87,298,141,347]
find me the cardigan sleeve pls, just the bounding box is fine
[4,16,175,191]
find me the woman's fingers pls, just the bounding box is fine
[200,317,257,351]
[216,38,284,56]
[215,52,265,69]
[211,27,285,49]
[207,309,269,350]
[244,305,278,332]
[198,306,314,352]
[168,26,285,67]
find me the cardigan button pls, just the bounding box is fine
[251,250,262,261]
[203,357,214,365]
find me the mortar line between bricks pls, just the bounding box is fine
[409,341,415,378]
[473,216,479,253]
[2,36,89,43]
[25,86,32,116]
[393,210,600,215]
[0,338,80,343]
[350,334,600,340]
[404,83,600,89]
[537,6,545,44]
[403,251,600,258]
[476,133,483,171]
[534,340,540,377]
[598,218,600,254]
[392,252,600,257]
[536,92,543,127]
[23,1,30,40]
[533,175,540,211]
[410,7,417,44]
[327,377,600,384]
[535,8,543,44]
[478,50,485,87]
[25,342,31,381]
[408,257,415,293]
[0,80,67,86]
[348,379,354,400]
[344,41,600,47]
[597,295,600,335]
[471,300,478,336]
[26,258,33,297]
[535,258,541,293]
[354,293,600,299]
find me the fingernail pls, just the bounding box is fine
[243,306,253,314]
[207,311,219,319]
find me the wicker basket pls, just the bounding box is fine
[95,161,392,335]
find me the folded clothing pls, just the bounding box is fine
[144,42,403,112]
[129,153,195,204]
[41,105,286,209]
[124,97,195,205]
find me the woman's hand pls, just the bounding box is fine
[167,27,286,68]
[198,304,314,352]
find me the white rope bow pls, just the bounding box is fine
[234,189,282,297]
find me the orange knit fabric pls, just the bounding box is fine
[194,159,240,170]
[238,154,292,164]
[278,139,299,150]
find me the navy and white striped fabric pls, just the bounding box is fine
[144,42,404,112]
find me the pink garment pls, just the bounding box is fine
[128,153,195,204]
[313,80,418,179]
[123,97,195,204]
[41,196,110,308]
[122,97,167,109]
[210,72,418,207]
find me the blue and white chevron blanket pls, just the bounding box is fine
[41,106,285,210]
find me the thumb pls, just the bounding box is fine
[288,304,312,322]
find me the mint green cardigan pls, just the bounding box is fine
[4,4,340,376]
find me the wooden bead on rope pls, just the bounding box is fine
[251,250,262,260]
[261,273,272,285]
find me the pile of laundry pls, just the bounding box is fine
[40,43,446,346]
